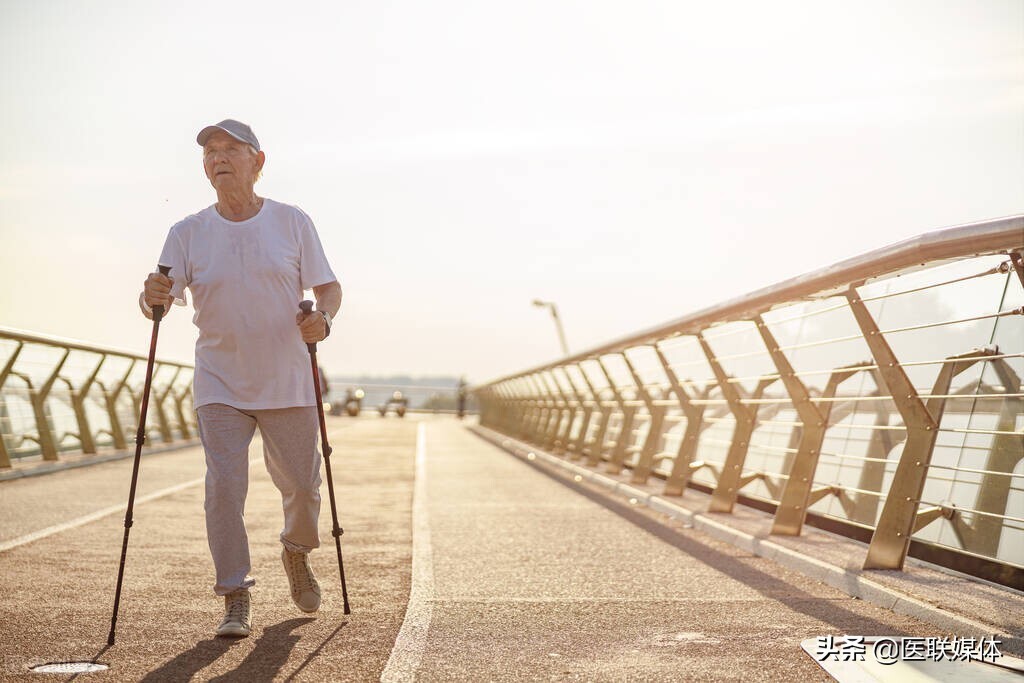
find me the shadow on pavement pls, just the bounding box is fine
[283,620,348,682]
[518,453,921,637]
[138,618,315,683]
[207,618,315,683]
[137,638,237,683]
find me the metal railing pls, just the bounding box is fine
[0,328,196,466]
[473,215,1024,586]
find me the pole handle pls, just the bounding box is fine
[153,265,171,322]
[299,300,316,353]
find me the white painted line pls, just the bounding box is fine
[0,477,203,553]
[380,422,435,683]
[0,456,260,554]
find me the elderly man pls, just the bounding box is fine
[142,119,342,638]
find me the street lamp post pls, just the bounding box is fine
[532,299,570,356]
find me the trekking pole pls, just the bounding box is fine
[299,300,351,614]
[107,265,171,645]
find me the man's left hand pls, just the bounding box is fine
[296,310,328,343]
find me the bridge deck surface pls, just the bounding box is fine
[0,415,1007,681]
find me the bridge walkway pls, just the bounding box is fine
[0,415,1014,681]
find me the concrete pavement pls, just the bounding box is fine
[399,420,942,682]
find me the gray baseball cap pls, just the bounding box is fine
[196,119,261,152]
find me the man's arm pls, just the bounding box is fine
[313,280,342,318]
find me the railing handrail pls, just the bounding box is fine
[0,326,193,368]
[479,214,1024,386]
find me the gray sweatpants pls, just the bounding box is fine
[196,403,322,596]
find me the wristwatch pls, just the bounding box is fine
[321,310,332,338]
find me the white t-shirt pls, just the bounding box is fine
[158,198,337,410]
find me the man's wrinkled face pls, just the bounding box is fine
[202,130,264,191]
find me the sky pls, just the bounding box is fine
[1,0,1021,383]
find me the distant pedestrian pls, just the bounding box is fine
[142,119,341,638]
[457,377,468,419]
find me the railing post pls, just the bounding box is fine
[755,317,872,534]
[581,364,614,468]
[29,349,70,461]
[597,356,635,475]
[845,287,981,570]
[173,381,193,440]
[654,343,710,497]
[56,377,86,452]
[538,371,566,451]
[525,375,549,444]
[474,386,487,426]
[153,365,180,443]
[758,311,873,534]
[534,373,558,445]
[512,377,531,441]
[102,360,135,451]
[67,354,106,455]
[0,394,10,468]
[754,316,829,534]
[0,342,24,468]
[1009,251,1024,288]
[484,384,500,431]
[697,332,770,513]
[515,378,534,440]
[621,349,665,484]
[559,365,594,461]
[575,364,609,466]
[550,367,580,454]
[481,386,499,429]
[493,382,510,433]
[491,385,508,431]
[501,383,520,435]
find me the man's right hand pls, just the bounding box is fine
[142,271,175,313]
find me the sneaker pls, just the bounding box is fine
[282,548,321,613]
[216,588,251,638]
